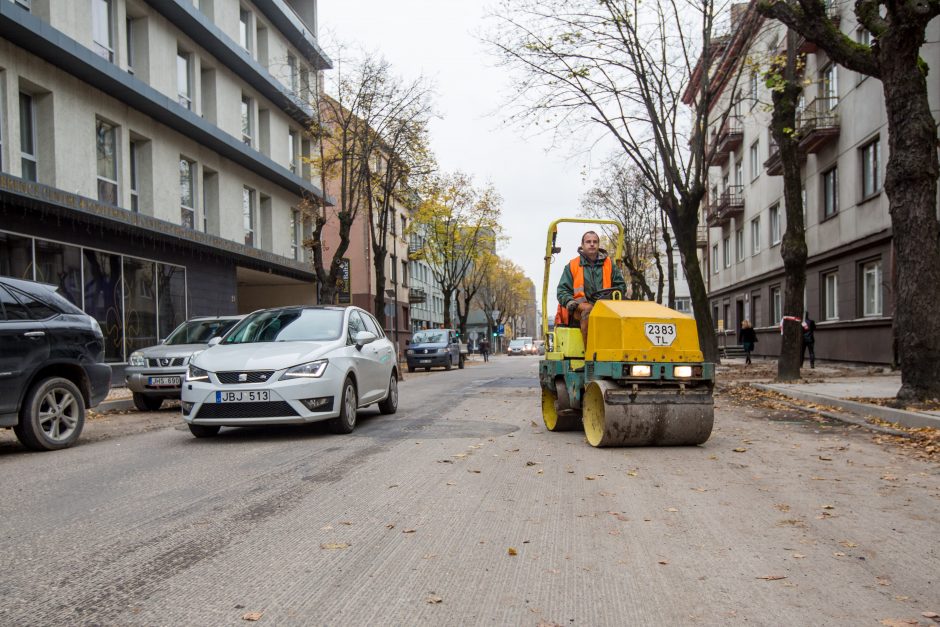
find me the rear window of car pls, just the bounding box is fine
[223,309,345,343]
[509,340,526,348]
[0,284,59,320]
[165,318,241,344]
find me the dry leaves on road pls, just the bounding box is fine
[320,542,350,550]
[657,560,669,565]
[242,612,264,621]
[403,529,417,534]
[585,475,597,480]
[757,575,787,581]
[426,594,443,604]
[733,447,747,453]
[507,547,518,556]
[880,619,921,626]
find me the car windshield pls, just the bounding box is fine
[164,319,241,345]
[509,340,526,348]
[223,309,344,343]
[412,330,447,344]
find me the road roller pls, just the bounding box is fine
[539,218,714,447]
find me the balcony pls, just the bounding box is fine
[408,287,427,304]
[696,225,708,248]
[764,137,807,176]
[797,97,840,153]
[709,117,743,165]
[706,185,745,227]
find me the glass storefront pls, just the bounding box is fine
[0,230,186,363]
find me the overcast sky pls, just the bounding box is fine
[318,0,603,318]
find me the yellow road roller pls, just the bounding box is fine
[539,218,714,447]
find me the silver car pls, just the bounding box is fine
[124,316,243,411]
[181,306,398,438]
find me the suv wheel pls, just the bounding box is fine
[458,354,465,369]
[14,377,86,451]
[133,393,164,412]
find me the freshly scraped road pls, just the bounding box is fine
[1,356,937,626]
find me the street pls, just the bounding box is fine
[1,357,938,626]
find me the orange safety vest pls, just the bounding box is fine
[555,256,613,326]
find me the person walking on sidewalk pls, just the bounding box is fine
[740,319,758,365]
[801,311,817,368]
[480,338,490,363]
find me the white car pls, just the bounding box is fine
[181,306,398,438]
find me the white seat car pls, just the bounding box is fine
[181,306,398,438]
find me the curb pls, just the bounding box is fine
[753,384,940,431]
[94,398,136,413]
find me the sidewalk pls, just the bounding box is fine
[720,358,940,430]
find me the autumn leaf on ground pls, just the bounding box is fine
[839,540,858,548]
[658,560,669,565]
[468,469,481,474]
[530,420,539,427]
[403,529,417,534]
[386,524,395,529]
[876,576,892,586]
[774,504,791,512]
[242,612,264,621]
[666,508,679,512]
[757,575,787,581]
[792,553,806,559]
[585,475,597,480]
[922,612,939,619]
[320,542,350,550]
[879,619,920,626]
[426,594,443,604]
[627,470,638,477]
[819,455,833,461]
[508,547,518,556]
[733,448,747,453]
[821,504,835,510]
[526,461,539,466]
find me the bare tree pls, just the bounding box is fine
[757,1,940,400]
[488,0,752,362]
[456,251,497,339]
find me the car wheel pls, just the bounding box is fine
[329,378,358,434]
[14,377,85,451]
[378,373,398,415]
[133,392,164,412]
[444,357,452,371]
[188,424,221,438]
[458,354,465,369]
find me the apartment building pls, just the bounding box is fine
[695,3,940,364]
[0,0,331,369]
[406,230,445,332]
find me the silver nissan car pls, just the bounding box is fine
[181,306,398,438]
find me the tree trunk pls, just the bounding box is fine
[372,266,387,327]
[442,287,454,328]
[773,31,808,382]
[881,38,940,400]
[663,219,676,309]
[672,201,719,363]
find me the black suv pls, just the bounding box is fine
[0,276,111,451]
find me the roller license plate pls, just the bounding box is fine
[148,376,181,386]
[645,322,677,347]
[215,390,270,403]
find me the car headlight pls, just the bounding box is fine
[674,366,693,378]
[406,349,414,355]
[128,351,146,367]
[186,364,209,381]
[630,365,652,377]
[438,348,448,354]
[283,359,329,379]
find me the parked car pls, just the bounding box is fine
[0,276,111,451]
[181,306,397,438]
[507,339,529,356]
[125,315,243,411]
[406,329,465,372]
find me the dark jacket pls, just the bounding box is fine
[557,248,628,307]
[740,327,758,344]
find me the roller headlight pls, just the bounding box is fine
[186,364,209,381]
[630,365,652,377]
[128,351,146,367]
[283,359,329,379]
[674,366,693,378]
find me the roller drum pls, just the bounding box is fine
[582,380,713,447]
[541,386,583,432]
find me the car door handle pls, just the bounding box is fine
[23,331,45,339]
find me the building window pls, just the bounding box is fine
[288,130,298,173]
[390,210,397,235]
[177,52,192,109]
[402,260,408,287]
[862,260,882,317]
[290,209,301,260]
[751,216,761,254]
[126,18,136,75]
[241,95,252,145]
[129,140,140,212]
[752,294,762,327]
[823,271,839,320]
[179,158,196,228]
[96,119,118,205]
[771,286,782,324]
[749,141,759,181]
[19,92,37,181]
[10,0,30,10]
[723,235,731,268]
[711,244,719,274]
[391,254,398,284]
[287,53,298,94]
[820,63,838,109]
[243,186,256,247]
[92,0,114,62]
[239,8,252,53]
[769,203,781,245]
[860,138,881,199]
[749,71,758,103]
[734,160,743,186]
[401,214,407,234]
[823,167,839,218]
[735,227,744,262]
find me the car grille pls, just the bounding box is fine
[216,371,276,384]
[193,401,298,419]
[148,357,185,367]
[413,349,437,354]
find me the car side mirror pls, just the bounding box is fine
[208,337,222,347]
[354,330,377,349]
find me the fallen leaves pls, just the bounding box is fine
[426,594,443,604]
[838,540,858,548]
[732,447,748,453]
[757,575,787,581]
[242,611,264,621]
[657,560,669,565]
[818,455,833,461]
[585,475,597,480]
[403,529,417,534]
[320,542,349,550]
[507,547,518,556]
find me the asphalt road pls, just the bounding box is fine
[1,356,938,626]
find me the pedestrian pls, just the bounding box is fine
[480,338,490,363]
[740,319,757,365]
[801,311,816,368]
[556,230,627,343]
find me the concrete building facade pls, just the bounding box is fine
[0,0,331,370]
[695,3,940,364]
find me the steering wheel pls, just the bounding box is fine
[590,288,621,301]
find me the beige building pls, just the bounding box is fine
[694,3,940,363]
[0,0,330,369]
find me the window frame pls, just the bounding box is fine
[860,138,881,200]
[179,157,196,229]
[735,227,744,262]
[749,140,760,181]
[241,95,253,145]
[177,50,193,110]
[711,244,719,274]
[822,166,839,219]
[771,285,782,324]
[290,208,301,260]
[723,235,731,268]
[243,186,257,247]
[861,259,883,317]
[823,271,839,320]
[92,0,115,62]
[769,203,781,245]
[750,216,761,255]
[129,140,140,212]
[95,118,119,205]
[19,92,38,181]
